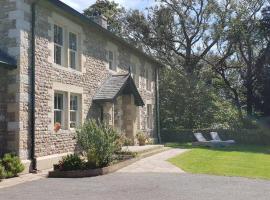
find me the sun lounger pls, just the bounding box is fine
[192,132,225,147]
[210,132,235,145]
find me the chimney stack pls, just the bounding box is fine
[90,12,108,29]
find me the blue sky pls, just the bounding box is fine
[60,0,156,12]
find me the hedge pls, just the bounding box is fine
[161,128,270,145]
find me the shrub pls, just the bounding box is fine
[1,153,24,178]
[136,132,148,146]
[77,120,121,168]
[58,154,86,171]
[0,164,6,180]
[118,134,133,146]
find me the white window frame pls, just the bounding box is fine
[107,50,115,71]
[54,92,66,128]
[146,104,153,130]
[68,32,78,70]
[139,66,146,89]
[70,94,80,129]
[146,69,151,91]
[54,24,63,66]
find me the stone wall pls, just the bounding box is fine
[0,68,8,156]
[0,0,31,158]
[31,3,158,158]
[0,0,158,161]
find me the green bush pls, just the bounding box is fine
[118,134,133,146]
[1,154,24,178]
[161,128,270,145]
[77,120,121,168]
[0,164,6,180]
[59,154,86,171]
[136,132,148,146]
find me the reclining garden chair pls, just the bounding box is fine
[210,132,235,145]
[192,132,231,147]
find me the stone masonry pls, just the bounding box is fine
[0,0,160,170]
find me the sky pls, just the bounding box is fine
[60,0,156,12]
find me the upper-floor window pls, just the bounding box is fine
[130,63,136,82]
[69,32,77,69]
[146,69,151,91]
[107,51,115,70]
[146,104,153,129]
[54,25,63,65]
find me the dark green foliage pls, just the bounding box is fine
[83,0,125,34]
[0,164,6,180]
[59,154,86,171]
[1,154,24,178]
[161,128,270,145]
[77,120,121,168]
[160,68,239,129]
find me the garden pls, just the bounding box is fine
[0,153,25,182]
[49,119,154,178]
[166,143,270,180]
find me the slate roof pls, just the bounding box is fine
[0,49,17,69]
[93,74,144,106]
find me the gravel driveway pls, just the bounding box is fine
[0,149,270,200]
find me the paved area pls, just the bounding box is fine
[0,170,48,189]
[118,148,187,173]
[0,149,270,200]
[0,173,270,200]
[121,145,164,153]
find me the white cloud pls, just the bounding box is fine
[60,0,156,12]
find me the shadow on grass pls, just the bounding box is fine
[165,143,270,154]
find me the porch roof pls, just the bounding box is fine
[93,74,145,106]
[0,50,17,69]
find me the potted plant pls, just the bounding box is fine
[136,132,147,146]
[54,122,61,132]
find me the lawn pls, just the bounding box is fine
[167,143,270,180]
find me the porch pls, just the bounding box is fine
[94,73,145,143]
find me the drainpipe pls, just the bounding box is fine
[30,2,37,172]
[155,67,161,144]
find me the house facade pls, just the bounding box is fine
[0,0,162,172]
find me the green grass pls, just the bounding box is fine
[167,143,270,180]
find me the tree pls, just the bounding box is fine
[84,0,125,34]
[123,0,236,127]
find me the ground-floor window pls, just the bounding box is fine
[54,91,81,130]
[146,104,153,129]
[54,92,64,126]
[70,94,79,128]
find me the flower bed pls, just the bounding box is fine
[48,155,138,178]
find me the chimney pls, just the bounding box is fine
[91,14,108,29]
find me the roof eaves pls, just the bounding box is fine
[45,0,165,68]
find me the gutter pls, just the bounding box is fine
[155,68,161,144]
[30,2,37,172]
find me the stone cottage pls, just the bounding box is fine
[0,0,163,172]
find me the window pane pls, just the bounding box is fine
[54,45,62,65]
[109,61,113,70]
[147,104,152,129]
[54,111,62,124]
[70,112,77,121]
[70,112,77,128]
[69,32,77,51]
[54,93,63,110]
[54,25,63,45]
[69,51,76,69]
[70,95,78,110]
[108,51,113,60]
